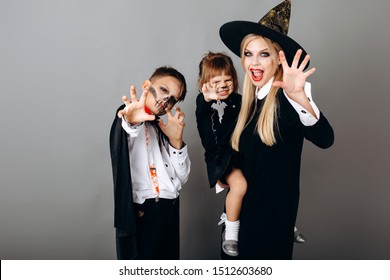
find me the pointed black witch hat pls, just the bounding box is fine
[219,0,309,68]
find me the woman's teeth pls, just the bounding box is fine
[251,69,263,81]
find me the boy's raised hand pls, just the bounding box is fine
[117,85,156,124]
[202,82,219,102]
[158,106,185,150]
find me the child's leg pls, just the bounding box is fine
[223,168,247,242]
[225,168,247,222]
[221,168,247,256]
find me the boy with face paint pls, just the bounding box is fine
[110,66,190,259]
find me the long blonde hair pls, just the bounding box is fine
[231,34,283,150]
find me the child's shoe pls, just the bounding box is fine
[294,227,306,244]
[222,230,239,257]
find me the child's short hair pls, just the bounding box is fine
[149,66,187,102]
[198,52,239,93]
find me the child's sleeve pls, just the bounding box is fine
[169,143,191,185]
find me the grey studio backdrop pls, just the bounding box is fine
[0,0,389,260]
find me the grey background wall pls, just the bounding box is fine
[1,0,389,260]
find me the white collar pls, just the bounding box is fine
[255,77,274,100]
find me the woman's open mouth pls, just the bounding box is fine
[250,68,263,82]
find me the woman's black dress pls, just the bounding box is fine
[232,89,334,259]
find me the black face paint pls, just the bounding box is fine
[148,85,178,114]
[147,86,167,113]
[155,99,167,109]
[217,84,234,93]
[148,86,158,99]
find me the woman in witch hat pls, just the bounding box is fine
[219,0,334,259]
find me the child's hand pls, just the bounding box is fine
[117,85,156,124]
[158,106,185,149]
[202,82,219,102]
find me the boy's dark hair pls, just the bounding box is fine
[198,52,239,93]
[149,66,187,102]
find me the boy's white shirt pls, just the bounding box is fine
[121,120,191,204]
[215,78,320,193]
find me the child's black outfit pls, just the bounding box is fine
[195,92,241,187]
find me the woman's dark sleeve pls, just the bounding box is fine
[303,112,334,149]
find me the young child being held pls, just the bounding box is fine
[196,52,245,257]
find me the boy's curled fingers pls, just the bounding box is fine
[117,95,130,118]
[130,85,137,102]
[117,107,126,118]
[122,95,130,105]
[165,107,173,118]
[139,87,149,103]
[174,107,185,126]
[174,106,184,117]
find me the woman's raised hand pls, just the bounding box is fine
[273,49,316,101]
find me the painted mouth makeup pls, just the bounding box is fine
[216,85,233,96]
[147,85,178,114]
[147,86,167,114]
[155,99,168,112]
[250,68,264,82]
